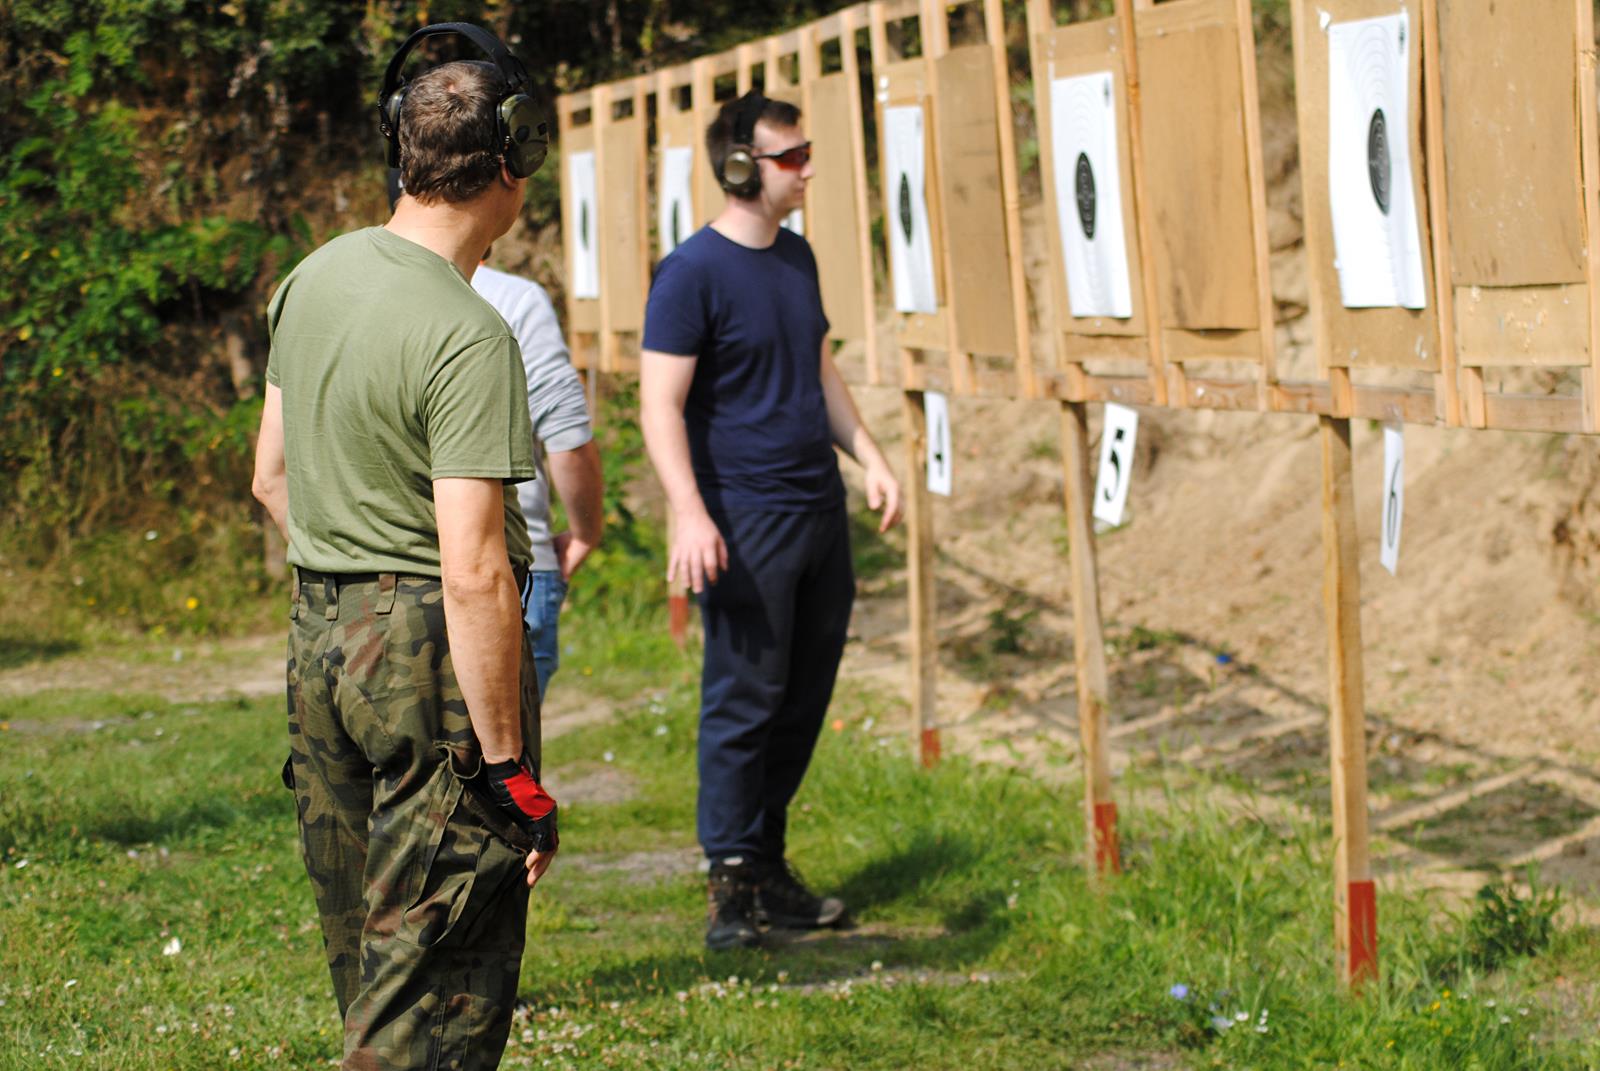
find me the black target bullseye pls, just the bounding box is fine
[1367,108,1391,215]
[898,172,914,246]
[1075,152,1097,240]
[580,200,590,247]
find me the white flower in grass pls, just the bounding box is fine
[161,937,182,957]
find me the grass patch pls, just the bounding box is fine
[3,642,1599,1068]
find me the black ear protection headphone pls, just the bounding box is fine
[718,91,768,198]
[378,22,550,184]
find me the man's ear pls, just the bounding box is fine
[499,158,523,190]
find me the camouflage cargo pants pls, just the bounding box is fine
[282,570,542,1071]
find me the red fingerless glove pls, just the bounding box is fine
[483,759,559,852]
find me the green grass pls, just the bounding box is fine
[4,611,1600,1070]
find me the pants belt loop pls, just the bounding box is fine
[290,565,301,621]
[376,572,397,615]
[323,576,338,621]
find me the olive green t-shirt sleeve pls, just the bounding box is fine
[424,334,538,482]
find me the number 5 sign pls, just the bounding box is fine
[1093,403,1139,527]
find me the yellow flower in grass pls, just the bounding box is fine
[185,597,199,611]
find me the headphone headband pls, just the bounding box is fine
[379,22,531,123]
[731,91,767,149]
[378,22,548,184]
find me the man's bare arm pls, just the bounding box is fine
[252,383,290,540]
[819,344,902,531]
[545,440,604,581]
[640,349,727,592]
[435,477,525,764]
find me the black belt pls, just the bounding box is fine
[298,565,530,588]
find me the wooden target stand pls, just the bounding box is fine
[554,0,1600,990]
[868,0,1035,768]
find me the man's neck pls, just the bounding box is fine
[709,195,783,249]
[385,196,503,280]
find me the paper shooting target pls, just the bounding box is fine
[657,145,694,258]
[883,105,938,314]
[1050,71,1132,319]
[568,150,600,299]
[782,207,805,236]
[1327,12,1426,309]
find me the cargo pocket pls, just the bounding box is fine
[398,751,527,949]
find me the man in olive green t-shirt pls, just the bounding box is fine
[252,53,558,1071]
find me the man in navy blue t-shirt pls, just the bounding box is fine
[641,91,902,950]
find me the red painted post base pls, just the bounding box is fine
[1347,879,1378,985]
[668,593,690,648]
[1093,801,1122,874]
[920,728,942,767]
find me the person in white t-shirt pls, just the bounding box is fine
[473,259,604,699]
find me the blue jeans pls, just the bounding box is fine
[520,570,568,701]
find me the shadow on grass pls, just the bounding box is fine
[0,634,81,670]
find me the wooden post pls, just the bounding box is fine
[1112,0,1170,406]
[1320,415,1377,985]
[903,388,940,766]
[839,7,882,386]
[982,0,1037,399]
[1061,401,1119,874]
[1576,0,1600,433]
[1419,0,1463,427]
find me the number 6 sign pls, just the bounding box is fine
[1380,424,1404,575]
[1093,403,1139,527]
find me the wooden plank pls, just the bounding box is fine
[1075,374,1157,407]
[598,113,646,336]
[1418,0,1461,425]
[1061,401,1119,875]
[985,0,1038,398]
[557,103,600,335]
[808,71,871,342]
[1481,393,1588,435]
[902,389,939,765]
[1136,0,1260,333]
[1437,3,1585,287]
[1271,380,1334,415]
[1113,0,1170,405]
[1164,327,1263,363]
[1578,0,1600,433]
[1320,415,1376,986]
[934,44,1019,360]
[1455,284,1592,368]
[1025,0,1067,388]
[1180,376,1261,411]
[918,0,970,393]
[1292,0,1440,374]
[1235,0,1280,390]
[690,58,724,230]
[839,7,883,384]
[1348,385,1437,425]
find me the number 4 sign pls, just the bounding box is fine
[1093,403,1139,527]
[1380,424,1404,575]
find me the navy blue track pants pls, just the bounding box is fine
[696,506,854,863]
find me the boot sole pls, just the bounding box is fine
[761,905,847,929]
[705,927,763,951]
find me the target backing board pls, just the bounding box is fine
[1290,0,1437,371]
[782,208,805,236]
[884,104,939,315]
[1051,71,1133,320]
[658,145,694,258]
[567,150,600,300]
[1326,12,1426,309]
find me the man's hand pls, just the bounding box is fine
[669,509,728,593]
[865,461,903,533]
[524,848,556,888]
[552,530,596,582]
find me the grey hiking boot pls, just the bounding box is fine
[705,858,762,950]
[754,859,847,929]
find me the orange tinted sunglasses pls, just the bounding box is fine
[755,142,812,170]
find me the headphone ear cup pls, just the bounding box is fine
[721,148,758,196]
[382,87,408,168]
[499,95,549,179]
